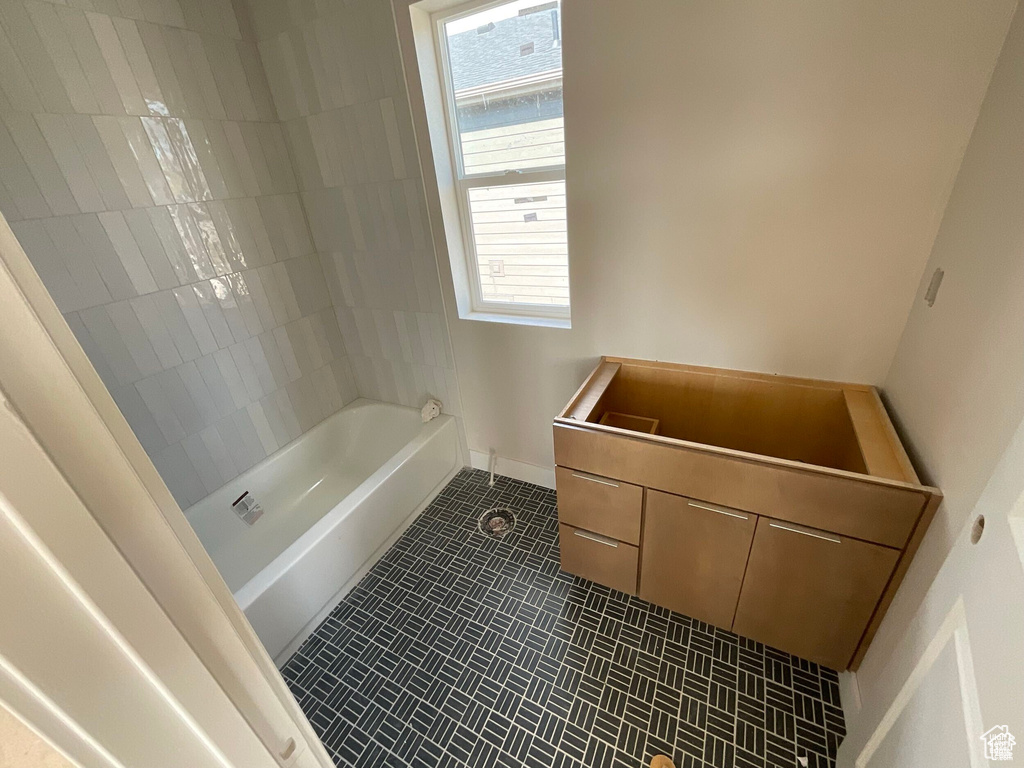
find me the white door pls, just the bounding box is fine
[840,417,1024,767]
[0,195,333,767]
[0,382,280,768]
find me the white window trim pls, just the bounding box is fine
[415,0,571,328]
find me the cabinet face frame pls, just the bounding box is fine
[553,422,926,548]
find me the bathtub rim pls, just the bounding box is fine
[183,397,414,523]
[231,401,454,610]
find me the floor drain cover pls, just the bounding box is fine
[478,507,516,539]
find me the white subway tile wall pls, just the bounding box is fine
[248,0,462,418]
[0,0,359,507]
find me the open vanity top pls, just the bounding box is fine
[556,356,921,485]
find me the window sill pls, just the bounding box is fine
[459,310,571,330]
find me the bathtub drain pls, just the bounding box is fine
[478,507,516,539]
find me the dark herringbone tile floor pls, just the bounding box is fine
[281,469,845,768]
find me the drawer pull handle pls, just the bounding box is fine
[571,472,619,488]
[770,522,841,544]
[573,529,619,548]
[688,501,748,520]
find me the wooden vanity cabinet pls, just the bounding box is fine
[553,357,943,670]
[732,518,900,669]
[639,490,757,628]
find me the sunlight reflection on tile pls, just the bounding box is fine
[142,117,192,203]
[168,203,216,280]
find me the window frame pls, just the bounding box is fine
[430,0,571,325]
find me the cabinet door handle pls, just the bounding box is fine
[769,522,841,544]
[573,529,619,548]
[687,501,748,520]
[571,472,619,488]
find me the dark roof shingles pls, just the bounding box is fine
[448,8,562,91]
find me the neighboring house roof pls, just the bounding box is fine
[448,6,562,92]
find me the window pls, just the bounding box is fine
[431,0,570,325]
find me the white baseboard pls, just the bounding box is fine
[840,669,862,714]
[469,450,556,489]
[271,464,461,667]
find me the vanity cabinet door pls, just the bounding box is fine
[732,518,900,669]
[639,490,757,628]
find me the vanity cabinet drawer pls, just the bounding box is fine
[640,490,757,629]
[555,466,642,545]
[732,517,899,669]
[559,524,639,594]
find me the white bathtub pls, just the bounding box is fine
[184,399,460,662]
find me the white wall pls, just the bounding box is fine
[433,0,1016,471]
[882,0,1024,586]
[843,2,1024,760]
[840,413,1024,767]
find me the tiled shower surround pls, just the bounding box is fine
[247,0,461,414]
[0,0,459,507]
[283,470,847,768]
[0,0,355,506]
